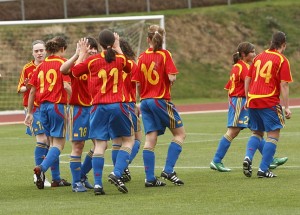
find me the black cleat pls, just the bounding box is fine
[33,165,45,189]
[51,179,71,187]
[94,185,105,195]
[145,177,166,187]
[161,171,184,185]
[243,157,252,178]
[121,168,131,183]
[108,173,128,193]
[257,169,277,178]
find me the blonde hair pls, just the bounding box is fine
[147,25,165,52]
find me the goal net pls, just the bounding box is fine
[0,15,165,111]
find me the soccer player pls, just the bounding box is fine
[17,40,51,187]
[72,29,134,195]
[24,36,72,189]
[210,42,288,172]
[111,38,142,183]
[243,31,292,178]
[132,25,186,187]
[60,36,99,192]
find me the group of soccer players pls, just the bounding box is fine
[18,25,186,195]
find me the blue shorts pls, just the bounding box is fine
[128,102,141,132]
[40,102,68,138]
[67,105,91,141]
[227,97,248,128]
[89,103,134,140]
[140,99,183,136]
[25,107,45,136]
[248,105,285,132]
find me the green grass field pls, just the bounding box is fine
[0,109,300,215]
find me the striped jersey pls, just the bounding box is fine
[247,49,293,108]
[224,60,249,97]
[28,55,71,104]
[69,73,92,106]
[72,51,130,104]
[122,59,137,103]
[132,48,178,100]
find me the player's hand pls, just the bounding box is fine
[285,108,291,119]
[24,113,33,127]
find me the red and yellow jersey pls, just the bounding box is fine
[69,73,92,106]
[224,60,249,97]
[17,60,40,107]
[122,59,137,103]
[28,55,71,104]
[132,48,178,100]
[72,51,130,104]
[247,49,293,108]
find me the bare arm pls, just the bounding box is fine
[24,86,36,126]
[244,76,251,108]
[280,81,291,119]
[168,74,176,85]
[60,42,80,74]
[64,81,72,103]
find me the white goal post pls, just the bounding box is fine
[0,15,165,111]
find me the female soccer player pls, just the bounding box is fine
[24,36,71,189]
[72,29,134,195]
[132,25,186,187]
[243,31,292,178]
[60,36,99,192]
[17,40,51,187]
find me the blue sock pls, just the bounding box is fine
[70,156,81,186]
[51,157,61,181]
[111,144,121,166]
[114,147,131,178]
[257,138,266,154]
[92,154,104,186]
[213,134,232,163]
[143,149,155,182]
[245,135,261,160]
[129,139,141,164]
[40,146,60,173]
[34,142,48,165]
[259,138,277,172]
[164,141,182,173]
[81,149,93,178]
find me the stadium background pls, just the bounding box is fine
[0,0,299,111]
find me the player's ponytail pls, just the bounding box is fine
[269,31,286,50]
[148,25,165,52]
[232,42,255,64]
[98,29,116,63]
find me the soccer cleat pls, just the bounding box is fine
[51,179,72,187]
[121,167,132,183]
[72,182,87,192]
[108,172,128,194]
[269,157,288,169]
[81,175,93,189]
[243,157,252,177]
[33,165,45,189]
[94,185,105,195]
[210,161,231,172]
[44,178,51,187]
[161,171,184,185]
[145,178,166,187]
[257,169,277,178]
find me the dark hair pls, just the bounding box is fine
[45,36,67,54]
[119,38,136,60]
[147,25,165,52]
[98,29,115,63]
[232,42,255,64]
[86,36,98,51]
[269,31,286,50]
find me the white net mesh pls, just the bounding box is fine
[0,16,164,110]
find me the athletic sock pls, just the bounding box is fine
[259,138,277,172]
[51,156,61,181]
[70,155,81,186]
[92,154,104,187]
[40,146,60,173]
[81,149,93,178]
[143,148,155,182]
[114,147,131,178]
[245,135,261,161]
[213,134,232,163]
[257,138,266,154]
[164,141,183,173]
[129,139,141,164]
[34,142,48,165]
[111,144,121,166]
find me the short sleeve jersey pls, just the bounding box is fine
[28,55,71,104]
[247,49,293,108]
[224,60,249,97]
[132,48,178,100]
[69,72,92,106]
[17,61,40,107]
[72,51,129,104]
